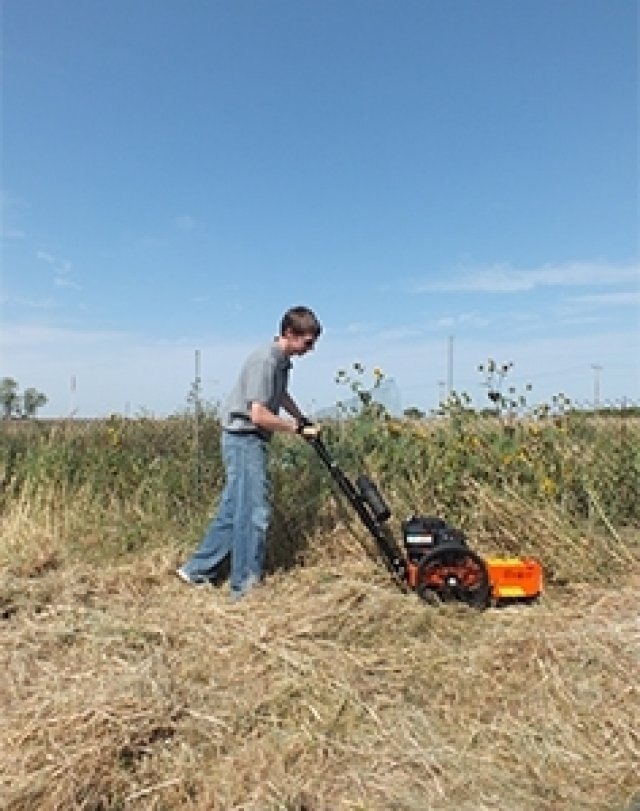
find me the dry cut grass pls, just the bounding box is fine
[1,539,639,811]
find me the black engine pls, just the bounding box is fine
[401,515,468,562]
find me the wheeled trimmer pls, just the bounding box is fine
[306,432,542,609]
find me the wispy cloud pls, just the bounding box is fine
[0,323,122,349]
[175,214,197,231]
[415,261,639,294]
[54,277,81,291]
[341,322,375,335]
[9,297,58,310]
[566,290,640,307]
[378,326,425,342]
[557,314,609,327]
[433,313,491,329]
[2,227,25,240]
[36,249,80,291]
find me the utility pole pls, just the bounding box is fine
[68,375,77,418]
[591,364,602,411]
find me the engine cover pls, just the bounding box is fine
[402,515,468,562]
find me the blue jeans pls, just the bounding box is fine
[182,431,270,599]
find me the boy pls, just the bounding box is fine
[177,306,322,599]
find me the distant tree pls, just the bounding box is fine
[23,387,48,418]
[403,406,425,419]
[0,377,20,419]
[0,378,48,419]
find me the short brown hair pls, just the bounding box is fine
[280,306,322,338]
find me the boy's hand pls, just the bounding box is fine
[296,418,320,439]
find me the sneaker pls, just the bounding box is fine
[176,566,214,586]
[229,573,261,601]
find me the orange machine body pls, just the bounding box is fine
[404,554,543,604]
[485,556,543,601]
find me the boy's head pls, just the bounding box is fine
[280,306,322,338]
[280,306,322,355]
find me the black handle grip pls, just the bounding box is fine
[357,475,391,523]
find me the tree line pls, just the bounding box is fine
[0,377,48,419]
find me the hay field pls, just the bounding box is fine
[1,548,638,810]
[1,414,639,810]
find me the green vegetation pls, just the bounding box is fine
[0,396,637,581]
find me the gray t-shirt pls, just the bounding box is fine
[222,340,292,439]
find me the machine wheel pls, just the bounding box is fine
[416,544,490,609]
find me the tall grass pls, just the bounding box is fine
[1,409,638,580]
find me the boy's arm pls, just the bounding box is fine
[250,401,298,434]
[250,398,319,438]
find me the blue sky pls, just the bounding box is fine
[2,0,638,417]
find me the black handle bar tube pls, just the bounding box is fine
[307,437,402,573]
